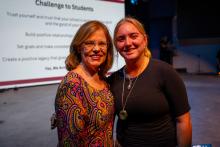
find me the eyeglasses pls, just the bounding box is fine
[83,40,107,49]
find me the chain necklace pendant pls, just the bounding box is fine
[120,67,139,121]
[119,109,128,120]
[127,79,132,90]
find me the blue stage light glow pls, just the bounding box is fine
[130,0,138,5]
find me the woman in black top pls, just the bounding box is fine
[108,17,192,147]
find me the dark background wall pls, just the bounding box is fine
[125,0,220,74]
[177,0,219,40]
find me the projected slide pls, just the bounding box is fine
[0,0,125,89]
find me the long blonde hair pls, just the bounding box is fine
[65,20,114,78]
[113,17,151,58]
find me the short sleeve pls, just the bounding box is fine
[162,65,190,117]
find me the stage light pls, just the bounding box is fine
[130,0,138,5]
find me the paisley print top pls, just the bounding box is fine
[55,71,114,147]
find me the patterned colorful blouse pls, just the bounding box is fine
[55,71,114,147]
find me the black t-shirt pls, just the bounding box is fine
[108,59,190,146]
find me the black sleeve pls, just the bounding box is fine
[162,65,190,117]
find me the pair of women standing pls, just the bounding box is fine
[54,17,192,147]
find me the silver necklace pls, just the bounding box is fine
[119,68,139,120]
[126,74,134,90]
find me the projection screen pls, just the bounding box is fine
[0,0,125,89]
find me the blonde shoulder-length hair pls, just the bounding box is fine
[65,20,114,78]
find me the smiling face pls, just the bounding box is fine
[115,22,147,62]
[80,29,108,72]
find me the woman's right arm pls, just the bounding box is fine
[176,112,192,147]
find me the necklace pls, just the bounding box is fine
[119,57,149,120]
[119,68,139,120]
[126,75,133,90]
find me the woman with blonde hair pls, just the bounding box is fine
[108,17,192,147]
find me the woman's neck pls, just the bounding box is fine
[80,63,96,74]
[74,63,106,90]
[125,55,149,78]
[77,63,100,81]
